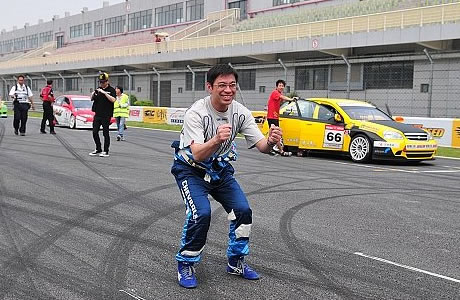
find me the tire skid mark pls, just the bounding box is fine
[99,204,183,298]
[279,191,386,300]
[0,174,41,299]
[0,183,176,298]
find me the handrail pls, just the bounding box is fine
[1,3,459,70]
[181,12,238,39]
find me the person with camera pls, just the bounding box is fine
[89,72,116,157]
[9,75,35,136]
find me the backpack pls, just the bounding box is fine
[40,86,53,100]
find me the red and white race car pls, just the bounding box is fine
[53,95,116,129]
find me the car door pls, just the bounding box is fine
[312,104,346,151]
[53,97,64,124]
[278,101,303,147]
[61,97,71,125]
[294,100,326,150]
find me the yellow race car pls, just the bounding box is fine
[262,98,437,163]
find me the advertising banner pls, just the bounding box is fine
[398,117,453,147]
[127,106,144,122]
[143,107,168,124]
[452,120,460,148]
[167,108,187,125]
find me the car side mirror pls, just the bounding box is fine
[334,113,343,123]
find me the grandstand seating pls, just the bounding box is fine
[236,0,460,31]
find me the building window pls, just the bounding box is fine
[39,31,53,45]
[420,83,429,93]
[364,61,414,89]
[295,66,329,90]
[178,87,183,93]
[70,24,83,38]
[13,38,25,51]
[84,23,92,36]
[228,0,248,19]
[31,80,38,91]
[259,86,266,93]
[105,15,126,35]
[186,0,204,21]
[94,20,104,37]
[273,0,302,6]
[65,78,79,91]
[186,72,206,91]
[155,3,184,27]
[26,34,38,49]
[129,9,152,31]
[2,39,14,53]
[238,69,256,90]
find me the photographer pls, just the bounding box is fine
[89,72,116,157]
[9,75,35,136]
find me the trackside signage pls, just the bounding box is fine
[398,117,460,148]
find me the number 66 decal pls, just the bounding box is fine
[323,125,345,149]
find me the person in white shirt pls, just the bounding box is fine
[9,75,35,136]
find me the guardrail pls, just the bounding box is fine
[1,3,459,70]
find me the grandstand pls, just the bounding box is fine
[1,0,460,117]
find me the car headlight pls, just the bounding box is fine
[383,130,404,140]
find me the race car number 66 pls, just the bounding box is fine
[323,125,345,149]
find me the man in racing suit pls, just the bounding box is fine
[171,64,282,289]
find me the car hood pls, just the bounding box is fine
[368,120,425,134]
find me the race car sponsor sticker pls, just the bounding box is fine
[323,125,344,149]
[374,141,399,148]
[406,144,438,150]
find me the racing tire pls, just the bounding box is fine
[69,115,76,129]
[349,134,372,163]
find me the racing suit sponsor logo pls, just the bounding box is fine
[182,180,198,220]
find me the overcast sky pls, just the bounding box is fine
[1,0,125,31]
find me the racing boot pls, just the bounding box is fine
[177,261,197,288]
[227,256,260,280]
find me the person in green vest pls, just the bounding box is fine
[113,86,130,141]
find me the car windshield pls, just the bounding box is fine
[341,106,392,121]
[72,99,92,109]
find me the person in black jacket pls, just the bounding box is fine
[89,72,116,157]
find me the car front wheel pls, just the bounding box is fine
[349,134,372,163]
[69,115,76,129]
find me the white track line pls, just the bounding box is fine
[354,252,460,284]
[119,289,146,300]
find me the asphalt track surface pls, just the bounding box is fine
[0,117,459,300]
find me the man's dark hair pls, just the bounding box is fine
[115,86,124,93]
[17,75,25,80]
[47,80,53,85]
[206,64,238,86]
[276,79,286,87]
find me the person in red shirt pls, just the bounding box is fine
[266,79,293,156]
[40,80,56,134]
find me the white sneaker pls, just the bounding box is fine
[89,150,101,156]
[121,136,125,141]
[99,152,110,157]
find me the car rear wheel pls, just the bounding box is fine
[349,134,372,163]
[69,115,76,129]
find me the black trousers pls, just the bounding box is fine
[13,102,30,133]
[92,115,111,153]
[41,101,55,132]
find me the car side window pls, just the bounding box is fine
[318,105,335,122]
[297,100,316,119]
[281,102,299,117]
[55,97,64,106]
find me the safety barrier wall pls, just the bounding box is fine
[129,106,460,148]
[1,3,460,70]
